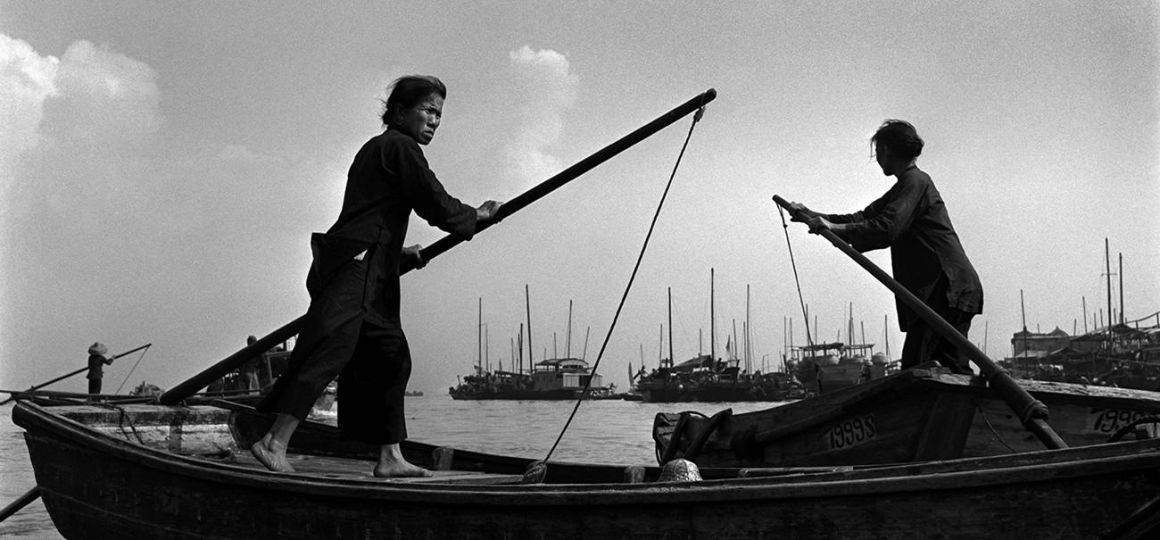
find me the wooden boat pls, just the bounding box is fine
[653,364,1160,468]
[12,397,1160,539]
[449,358,613,400]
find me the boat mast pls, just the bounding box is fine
[1105,238,1114,350]
[582,326,590,360]
[657,324,663,364]
[525,285,534,368]
[1082,296,1089,334]
[477,297,483,375]
[1119,252,1124,324]
[746,284,751,373]
[1020,289,1027,361]
[710,267,716,369]
[883,315,890,359]
[566,299,573,358]
[667,287,674,368]
[732,319,738,363]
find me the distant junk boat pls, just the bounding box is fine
[449,357,614,400]
[449,294,615,400]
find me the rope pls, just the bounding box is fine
[540,103,709,466]
[775,205,814,348]
[114,345,153,394]
[977,405,1017,453]
[91,402,146,444]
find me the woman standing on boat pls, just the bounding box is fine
[252,75,502,476]
[789,120,982,374]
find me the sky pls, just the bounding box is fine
[1,1,1157,397]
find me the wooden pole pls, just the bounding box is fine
[1119,252,1124,324]
[773,195,1067,450]
[526,285,534,368]
[157,89,716,405]
[0,487,39,523]
[710,268,716,369]
[478,297,483,373]
[667,287,674,368]
[1106,238,1114,348]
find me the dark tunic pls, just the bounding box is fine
[87,354,111,380]
[311,128,478,326]
[824,165,983,332]
[260,129,478,441]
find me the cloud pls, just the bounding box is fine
[1,36,163,230]
[504,46,579,186]
[0,34,60,187]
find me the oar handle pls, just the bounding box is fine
[0,487,40,523]
[772,195,1067,450]
[158,89,718,405]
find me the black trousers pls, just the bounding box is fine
[88,378,102,395]
[900,277,974,374]
[258,259,412,445]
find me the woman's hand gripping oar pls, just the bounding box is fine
[772,194,1067,451]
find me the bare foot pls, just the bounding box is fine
[373,461,433,478]
[250,438,295,473]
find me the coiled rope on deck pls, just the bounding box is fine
[524,102,710,483]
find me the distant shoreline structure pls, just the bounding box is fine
[405,390,424,397]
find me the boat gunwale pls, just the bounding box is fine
[15,399,1160,507]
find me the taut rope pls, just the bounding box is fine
[775,204,814,348]
[532,102,710,477]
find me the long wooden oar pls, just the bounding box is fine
[772,195,1067,451]
[0,487,39,523]
[158,88,718,405]
[0,343,152,406]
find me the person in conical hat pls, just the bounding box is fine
[87,342,114,397]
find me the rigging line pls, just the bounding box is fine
[775,204,814,348]
[542,105,709,464]
[114,345,153,395]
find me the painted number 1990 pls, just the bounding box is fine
[826,415,877,450]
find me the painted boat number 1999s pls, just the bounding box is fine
[826,414,877,450]
[1089,408,1158,436]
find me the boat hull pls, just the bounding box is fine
[654,366,1160,468]
[14,400,1160,539]
[448,388,585,400]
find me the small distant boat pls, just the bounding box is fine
[632,276,807,403]
[449,294,613,400]
[404,390,424,397]
[786,341,897,396]
[12,397,1160,539]
[449,358,612,400]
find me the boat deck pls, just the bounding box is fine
[219,450,526,485]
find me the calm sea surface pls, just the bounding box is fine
[0,396,786,539]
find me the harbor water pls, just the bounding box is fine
[0,396,786,539]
